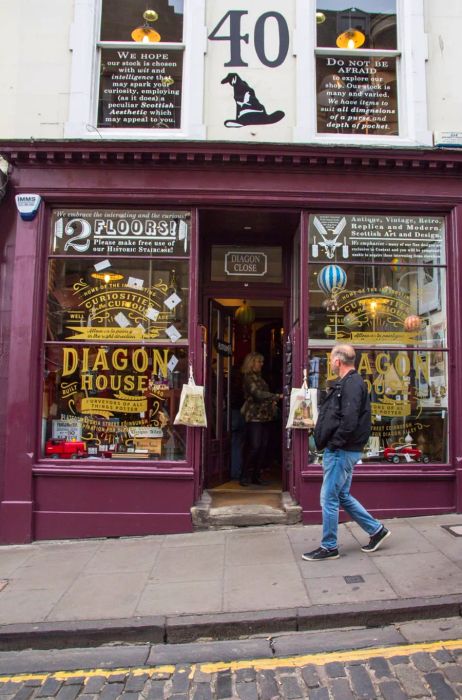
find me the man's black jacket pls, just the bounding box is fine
[314,370,371,452]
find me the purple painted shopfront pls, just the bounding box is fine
[0,141,461,544]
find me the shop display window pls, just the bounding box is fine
[42,208,191,461]
[315,0,399,135]
[47,259,189,344]
[307,212,448,465]
[308,348,448,464]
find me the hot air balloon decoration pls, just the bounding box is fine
[317,265,347,296]
[317,265,347,339]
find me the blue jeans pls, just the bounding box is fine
[321,448,382,550]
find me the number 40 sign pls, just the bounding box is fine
[209,10,289,68]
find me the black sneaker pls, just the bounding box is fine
[302,546,339,561]
[361,526,391,553]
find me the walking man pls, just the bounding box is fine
[302,344,390,561]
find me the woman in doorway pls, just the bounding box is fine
[240,352,282,486]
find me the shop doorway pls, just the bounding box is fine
[204,297,285,492]
[197,207,301,519]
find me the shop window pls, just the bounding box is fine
[65,0,205,139]
[42,208,191,461]
[308,213,448,464]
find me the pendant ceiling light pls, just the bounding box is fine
[131,8,161,43]
[336,6,368,50]
[235,300,255,326]
[336,28,366,49]
[91,271,124,283]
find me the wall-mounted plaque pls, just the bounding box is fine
[225,251,268,277]
[211,246,282,283]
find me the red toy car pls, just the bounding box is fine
[45,439,87,459]
[383,444,429,464]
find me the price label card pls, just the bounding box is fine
[164,293,181,310]
[145,306,160,321]
[115,312,130,327]
[168,355,179,371]
[94,259,111,271]
[127,277,144,290]
[166,325,182,342]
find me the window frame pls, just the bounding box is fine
[306,210,449,466]
[42,206,194,464]
[294,0,431,146]
[65,0,206,140]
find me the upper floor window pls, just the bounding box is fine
[316,0,398,135]
[65,0,205,139]
[98,0,184,130]
[294,0,430,146]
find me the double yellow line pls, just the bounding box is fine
[2,638,461,683]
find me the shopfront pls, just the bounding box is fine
[0,141,461,543]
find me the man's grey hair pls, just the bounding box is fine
[331,344,356,365]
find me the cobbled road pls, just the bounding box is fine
[1,638,462,699]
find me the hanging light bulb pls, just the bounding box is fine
[235,300,255,326]
[91,271,124,283]
[131,8,161,43]
[336,28,366,49]
[336,6,368,49]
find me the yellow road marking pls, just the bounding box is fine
[1,638,461,683]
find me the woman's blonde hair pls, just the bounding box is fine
[241,352,264,374]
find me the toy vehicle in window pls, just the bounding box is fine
[383,443,430,464]
[45,439,87,459]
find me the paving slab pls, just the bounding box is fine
[297,550,381,579]
[0,548,36,577]
[83,538,163,574]
[225,530,294,566]
[136,579,223,616]
[372,552,462,597]
[46,571,150,622]
[347,519,436,556]
[223,562,309,612]
[304,572,397,605]
[149,544,225,583]
[0,586,65,624]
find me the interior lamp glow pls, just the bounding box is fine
[336,28,366,49]
[91,271,124,283]
[131,9,161,43]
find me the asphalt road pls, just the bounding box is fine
[1,619,462,698]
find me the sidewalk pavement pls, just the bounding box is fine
[1,514,462,651]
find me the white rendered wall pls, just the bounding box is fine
[424,0,462,133]
[0,0,460,142]
[0,0,74,139]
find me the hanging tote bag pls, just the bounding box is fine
[286,382,318,430]
[174,369,207,428]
